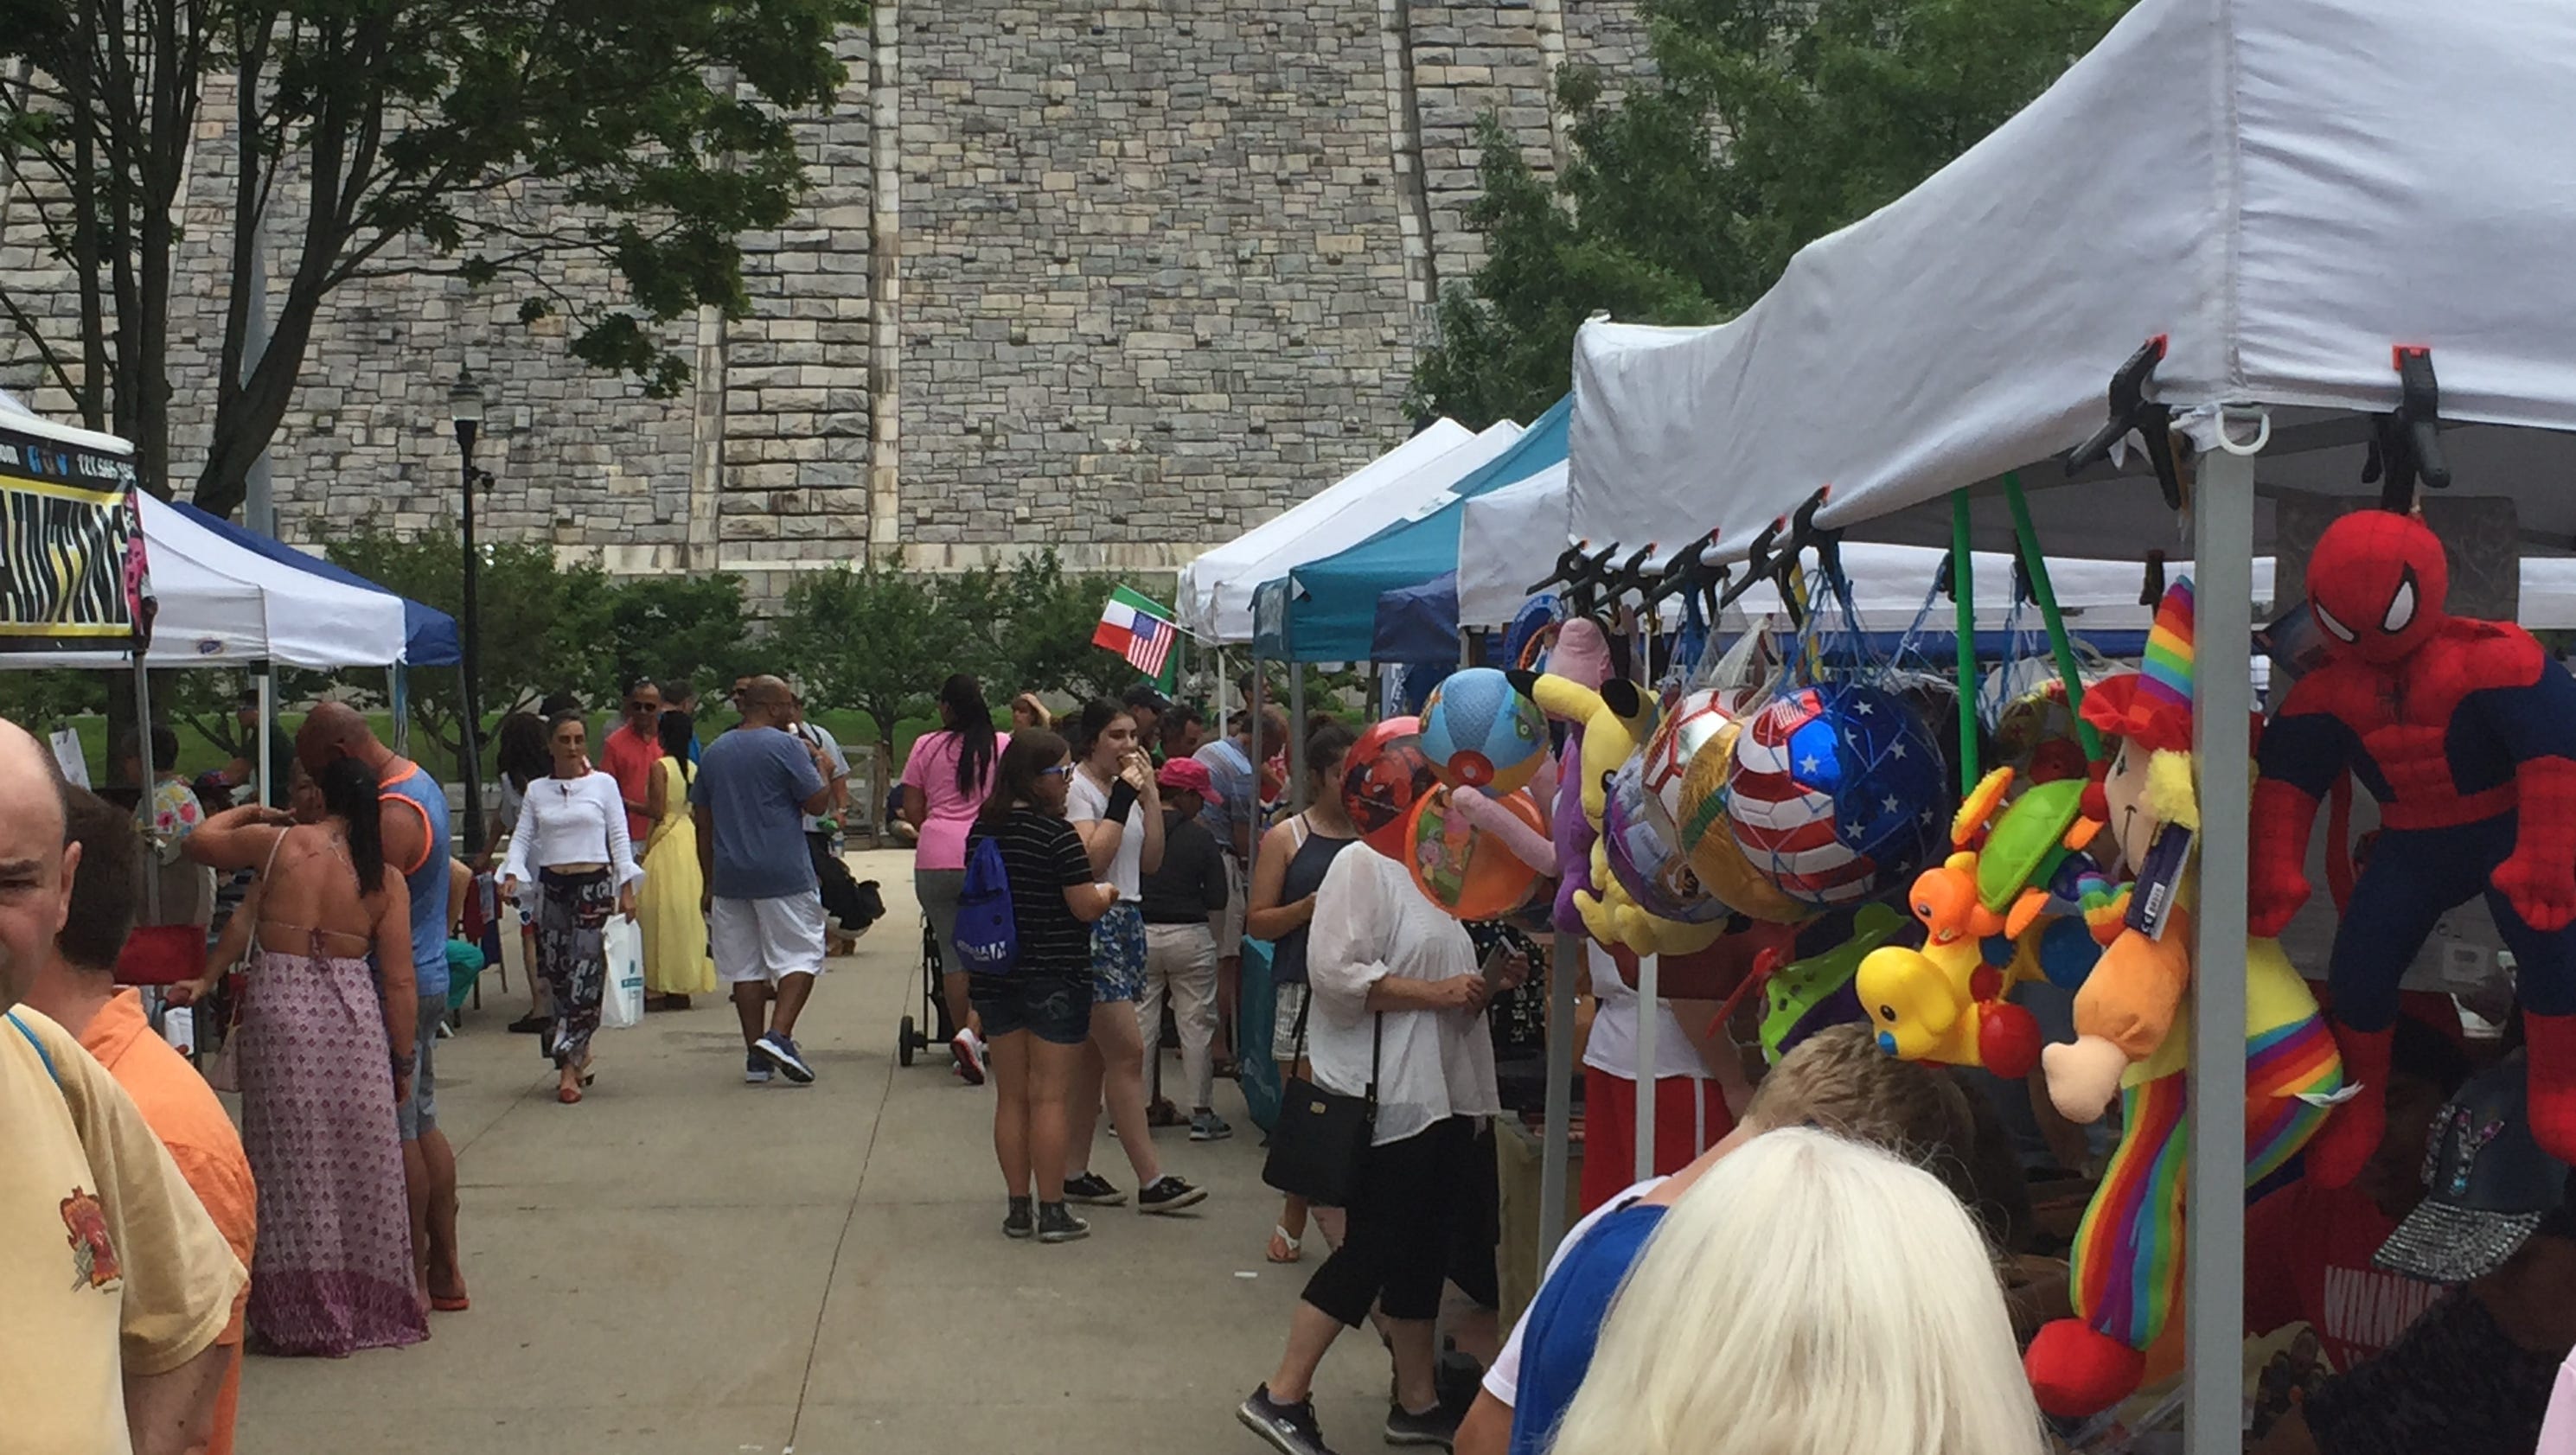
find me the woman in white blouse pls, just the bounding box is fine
[1240,839,1526,1452]
[501,712,642,1104]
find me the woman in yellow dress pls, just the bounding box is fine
[641,709,716,1006]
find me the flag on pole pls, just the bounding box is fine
[1095,584,1178,681]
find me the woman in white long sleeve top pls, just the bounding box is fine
[501,712,643,1104]
[1241,839,1525,1452]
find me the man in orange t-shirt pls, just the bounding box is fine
[600,680,667,845]
[27,788,258,1455]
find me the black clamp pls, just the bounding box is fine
[1652,529,1732,621]
[1716,488,1835,628]
[2363,346,2450,513]
[2068,335,2183,510]
[2139,549,2167,607]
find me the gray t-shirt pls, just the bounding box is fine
[1194,738,1256,855]
[691,727,826,901]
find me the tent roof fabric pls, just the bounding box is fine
[172,502,462,667]
[1179,418,1477,641]
[1284,398,1572,661]
[1199,419,1526,646]
[10,494,411,670]
[1566,0,2576,562]
[1372,573,1465,665]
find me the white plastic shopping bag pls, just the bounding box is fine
[599,915,645,1031]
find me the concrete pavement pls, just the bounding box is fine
[234,850,1399,1454]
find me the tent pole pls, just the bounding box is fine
[1288,667,1307,812]
[1634,949,1659,1183]
[1538,929,1576,1262]
[2186,442,2257,1455]
[255,667,273,810]
[131,659,158,922]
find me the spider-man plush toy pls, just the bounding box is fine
[2251,510,2576,1180]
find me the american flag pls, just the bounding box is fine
[1093,585,1176,680]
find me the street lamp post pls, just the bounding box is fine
[450,369,488,859]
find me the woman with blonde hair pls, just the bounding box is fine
[1540,1127,2044,1455]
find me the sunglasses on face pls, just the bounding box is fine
[1039,764,1073,778]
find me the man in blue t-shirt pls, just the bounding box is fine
[694,676,832,1086]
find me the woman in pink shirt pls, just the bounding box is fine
[904,673,1000,1082]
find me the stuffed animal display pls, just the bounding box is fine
[2024,578,2344,1419]
[2250,508,2576,1177]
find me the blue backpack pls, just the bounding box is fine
[952,836,1020,973]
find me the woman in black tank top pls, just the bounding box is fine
[1245,723,1360,1265]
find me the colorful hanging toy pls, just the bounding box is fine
[1403,784,1550,920]
[2024,577,2345,1418]
[1725,681,1949,909]
[2251,509,2576,1177]
[1418,667,1548,795]
[1341,715,1440,858]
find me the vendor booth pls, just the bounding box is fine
[1553,0,2576,1447]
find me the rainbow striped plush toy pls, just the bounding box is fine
[2023,578,2346,1418]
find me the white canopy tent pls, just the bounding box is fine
[1180,418,1526,644]
[1179,418,1478,642]
[1554,1,2576,1446]
[10,492,410,670]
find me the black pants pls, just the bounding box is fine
[807,832,873,932]
[1301,1116,1476,1327]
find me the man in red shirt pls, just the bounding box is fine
[598,680,664,845]
[2245,1013,2471,1371]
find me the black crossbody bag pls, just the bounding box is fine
[1260,991,1380,1207]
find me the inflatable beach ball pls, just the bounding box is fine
[1419,667,1546,795]
[1603,756,1730,925]
[1725,683,1949,909]
[1640,686,1762,849]
[1404,784,1550,921]
[1672,719,1814,924]
[1343,716,1441,858]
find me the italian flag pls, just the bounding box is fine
[1094,584,1179,684]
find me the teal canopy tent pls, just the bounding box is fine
[1263,397,1571,662]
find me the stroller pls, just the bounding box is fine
[895,912,959,1066]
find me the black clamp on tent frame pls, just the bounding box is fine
[1528,540,1619,619]
[1652,529,1733,621]
[2362,345,2450,513]
[2139,549,2168,607]
[1604,543,1659,608]
[1716,488,1835,628]
[2068,335,2183,510]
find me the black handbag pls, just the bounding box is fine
[1260,992,1380,1207]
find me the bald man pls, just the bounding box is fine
[694,676,834,1085]
[0,718,244,1454]
[196,703,468,1313]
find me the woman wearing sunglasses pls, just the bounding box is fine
[966,730,1118,1242]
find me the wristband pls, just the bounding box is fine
[1104,780,1141,822]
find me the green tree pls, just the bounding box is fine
[597,572,753,705]
[1409,0,2133,423]
[0,0,865,509]
[772,560,944,751]
[983,551,1130,709]
[324,529,612,763]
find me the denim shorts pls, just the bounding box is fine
[1090,902,1147,1005]
[972,975,1091,1047]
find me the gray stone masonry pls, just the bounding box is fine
[0,0,1647,605]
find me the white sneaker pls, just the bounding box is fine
[950,1029,986,1086]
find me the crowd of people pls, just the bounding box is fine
[21,662,2576,1455]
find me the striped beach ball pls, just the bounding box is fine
[1723,682,1948,909]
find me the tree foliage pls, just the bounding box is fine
[0,0,865,510]
[1409,0,2134,423]
[323,528,613,764]
[598,572,757,705]
[772,549,1139,748]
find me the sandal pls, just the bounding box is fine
[1265,1225,1302,1264]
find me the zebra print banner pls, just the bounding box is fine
[0,419,146,653]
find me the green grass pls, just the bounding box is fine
[55,709,941,786]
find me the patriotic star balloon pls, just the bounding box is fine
[1724,682,1951,909]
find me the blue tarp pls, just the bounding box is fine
[1372,573,1465,664]
[1269,397,1573,661]
[172,502,463,667]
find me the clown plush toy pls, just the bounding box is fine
[2025,579,2343,1417]
[2250,510,2576,1177]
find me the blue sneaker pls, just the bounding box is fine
[757,1032,815,1084]
[744,1052,772,1085]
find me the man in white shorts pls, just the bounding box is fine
[694,676,833,1085]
